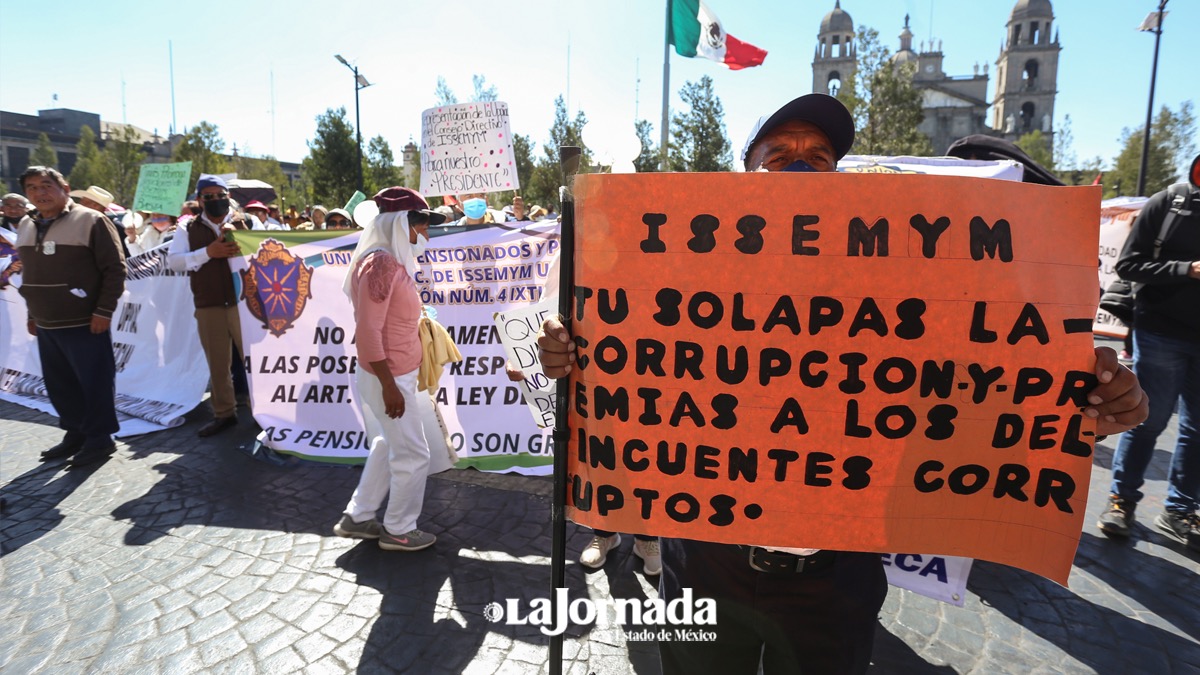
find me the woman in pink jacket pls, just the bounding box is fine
[333,187,445,551]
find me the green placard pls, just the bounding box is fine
[344,190,366,214]
[131,161,193,214]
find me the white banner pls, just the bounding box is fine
[882,554,974,607]
[237,223,559,474]
[1,244,210,436]
[1094,197,1147,339]
[839,155,1026,180]
[420,101,519,196]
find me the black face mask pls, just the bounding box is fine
[203,198,231,219]
[781,159,819,173]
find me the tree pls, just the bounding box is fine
[1063,156,1104,187]
[68,126,111,190]
[634,120,660,173]
[838,27,932,157]
[305,107,360,208]
[172,121,229,188]
[669,76,732,172]
[31,132,58,168]
[1050,114,1095,185]
[511,133,536,200]
[234,154,287,187]
[1105,102,1197,198]
[434,77,458,106]
[281,172,312,212]
[1016,130,1054,171]
[1161,100,1197,178]
[1052,114,1076,177]
[234,154,293,207]
[364,135,403,195]
[103,125,147,206]
[472,75,498,102]
[525,96,592,210]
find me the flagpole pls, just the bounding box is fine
[660,0,672,171]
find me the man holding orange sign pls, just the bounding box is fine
[539,94,1148,674]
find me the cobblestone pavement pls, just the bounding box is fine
[1,395,1197,674]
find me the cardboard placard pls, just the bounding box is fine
[344,190,366,215]
[495,297,559,428]
[132,161,192,214]
[420,102,518,197]
[567,173,1101,584]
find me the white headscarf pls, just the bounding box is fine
[342,210,418,298]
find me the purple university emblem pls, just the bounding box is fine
[240,239,314,337]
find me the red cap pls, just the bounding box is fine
[373,187,446,224]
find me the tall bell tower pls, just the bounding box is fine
[993,0,1060,144]
[812,1,856,97]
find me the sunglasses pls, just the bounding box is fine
[326,217,349,226]
[199,192,229,201]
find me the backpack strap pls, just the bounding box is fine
[1153,183,1197,259]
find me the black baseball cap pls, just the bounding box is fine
[740,93,856,169]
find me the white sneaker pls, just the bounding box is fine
[579,533,621,568]
[633,538,662,576]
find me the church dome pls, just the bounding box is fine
[1011,0,1053,19]
[820,1,854,34]
[891,49,917,66]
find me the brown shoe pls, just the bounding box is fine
[198,416,237,437]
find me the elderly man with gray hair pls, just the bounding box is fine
[2,193,31,232]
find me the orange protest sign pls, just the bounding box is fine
[566,172,1102,584]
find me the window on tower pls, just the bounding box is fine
[1031,22,1040,44]
[1023,60,1039,91]
[1020,102,1036,131]
[1012,24,1022,45]
[828,72,843,97]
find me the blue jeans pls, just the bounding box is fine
[1110,328,1200,513]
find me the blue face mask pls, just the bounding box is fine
[463,198,488,219]
[780,159,819,173]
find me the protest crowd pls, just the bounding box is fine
[2,2,1197,672]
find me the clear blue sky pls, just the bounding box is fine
[1,0,1194,174]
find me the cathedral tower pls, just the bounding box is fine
[992,0,1060,143]
[812,1,856,97]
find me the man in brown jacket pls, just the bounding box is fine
[167,174,247,436]
[16,166,126,467]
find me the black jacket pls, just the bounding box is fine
[1114,186,1200,340]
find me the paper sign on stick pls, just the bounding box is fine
[420,102,519,197]
[132,161,192,215]
[344,190,366,214]
[567,173,1101,584]
[494,298,559,428]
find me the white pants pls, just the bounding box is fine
[344,367,431,534]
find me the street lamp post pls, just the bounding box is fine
[335,54,372,194]
[1136,1,1168,197]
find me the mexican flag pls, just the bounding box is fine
[669,0,767,70]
